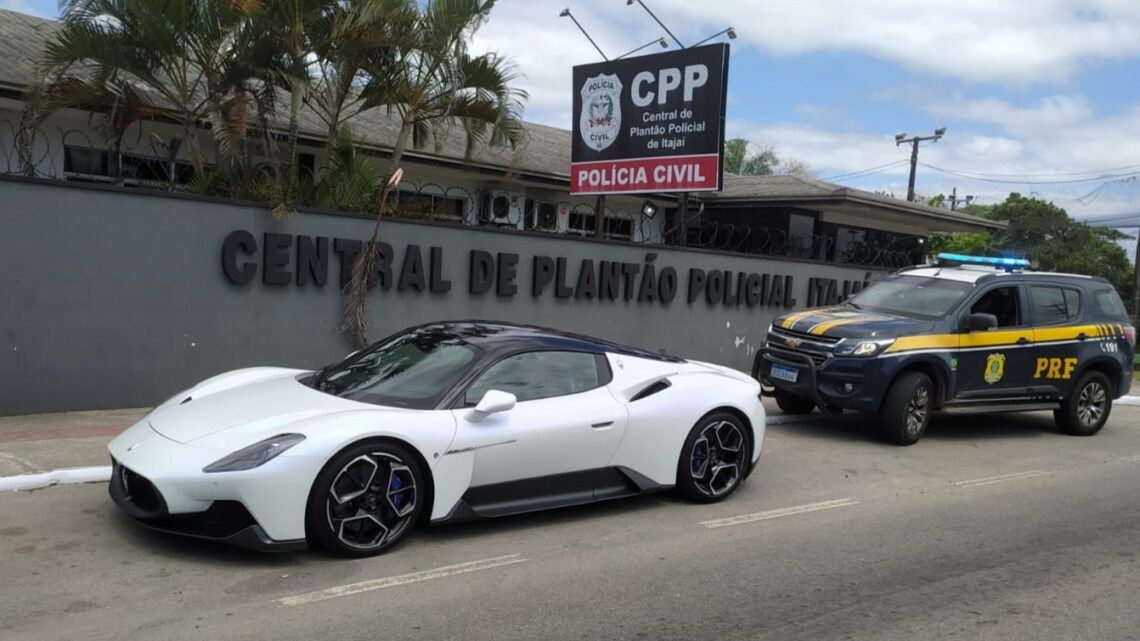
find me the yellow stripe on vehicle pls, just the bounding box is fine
[1034,324,1103,342]
[885,335,960,353]
[780,310,818,329]
[883,324,1109,355]
[807,318,866,335]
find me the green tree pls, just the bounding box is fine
[930,193,1135,302]
[723,138,813,177]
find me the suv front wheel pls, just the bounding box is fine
[881,371,933,446]
[1055,371,1113,436]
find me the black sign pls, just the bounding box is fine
[216,230,879,310]
[570,44,730,195]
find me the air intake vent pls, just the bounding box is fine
[631,379,671,402]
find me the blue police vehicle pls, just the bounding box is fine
[755,254,1135,445]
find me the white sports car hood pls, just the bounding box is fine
[148,370,367,444]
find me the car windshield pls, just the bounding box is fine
[314,327,480,409]
[848,274,974,320]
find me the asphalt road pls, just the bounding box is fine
[3,407,1140,641]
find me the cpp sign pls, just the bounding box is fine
[631,65,709,106]
[571,44,729,195]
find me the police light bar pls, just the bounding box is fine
[936,253,1031,270]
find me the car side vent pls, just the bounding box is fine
[631,379,671,402]
[180,396,192,405]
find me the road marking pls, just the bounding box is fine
[952,470,1050,488]
[1120,455,1140,463]
[700,498,859,529]
[275,554,527,607]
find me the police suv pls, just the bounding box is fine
[755,254,1136,445]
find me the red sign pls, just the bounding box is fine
[570,153,720,195]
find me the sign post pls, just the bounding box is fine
[570,44,730,196]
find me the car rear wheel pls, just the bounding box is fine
[307,441,424,557]
[1055,371,1113,436]
[774,388,816,415]
[881,371,932,446]
[676,412,750,504]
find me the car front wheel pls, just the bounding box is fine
[1055,371,1113,436]
[676,412,750,503]
[307,442,425,557]
[881,371,933,446]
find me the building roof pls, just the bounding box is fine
[0,8,1002,231]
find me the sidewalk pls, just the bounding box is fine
[0,408,147,476]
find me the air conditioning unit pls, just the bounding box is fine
[476,189,524,226]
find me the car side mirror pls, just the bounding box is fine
[967,312,998,332]
[467,390,516,421]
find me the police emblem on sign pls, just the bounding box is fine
[984,353,1005,384]
[579,73,622,152]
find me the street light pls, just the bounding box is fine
[641,200,659,218]
[895,128,947,202]
[617,37,669,59]
[691,27,737,47]
[559,8,609,60]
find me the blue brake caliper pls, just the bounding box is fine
[692,445,705,474]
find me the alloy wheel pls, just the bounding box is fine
[326,453,417,551]
[690,420,746,498]
[1077,381,1107,428]
[906,386,929,437]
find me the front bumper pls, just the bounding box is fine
[755,348,882,413]
[108,459,307,552]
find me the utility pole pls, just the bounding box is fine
[895,128,946,202]
[947,187,974,211]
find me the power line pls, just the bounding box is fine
[923,162,1140,180]
[919,162,1140,185]
[822,158,910,182]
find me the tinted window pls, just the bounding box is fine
[848,275,974,320]
[316,328,480,409]
[1031,286,1079,325]
[1093,289,1129,320]
[465,351,601,405]
[972,286,1022,327]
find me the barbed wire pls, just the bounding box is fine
[1,120,926,270]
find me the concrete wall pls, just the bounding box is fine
[0,177,881,415]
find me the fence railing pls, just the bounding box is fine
[1,120,927,270]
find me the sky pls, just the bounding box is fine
[5,0,1140,248]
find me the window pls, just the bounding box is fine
[971,286,1022,327]
[317,328,480,409]
[848,275,973,320]
[1093,289,1128,320]
[464,351,601,405]
[64,146,195,186]
[567,213,633,241]
[1031,286,1080,325]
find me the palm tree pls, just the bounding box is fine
[34,0,258,174]
[340,0,528,348]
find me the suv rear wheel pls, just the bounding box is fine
[881,371,933,446]
[1055,371,1113,436]
[774,389,816,415]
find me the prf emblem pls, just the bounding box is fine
[984,353,1006,384]
[1034,357,1077,380]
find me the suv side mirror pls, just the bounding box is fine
[967,312,999,332]
[467,390,516,421]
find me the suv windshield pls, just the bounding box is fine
[313,327,480,409]
[849,274,974,320]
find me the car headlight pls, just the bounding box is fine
[835,339,895,357]
[203,434,306,473]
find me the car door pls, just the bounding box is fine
[1028,283,1085,396]
[955,282,1037,399]
[449,350,628,487]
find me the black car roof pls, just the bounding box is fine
[407,321,687,363]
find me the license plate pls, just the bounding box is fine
[770,364,799,383]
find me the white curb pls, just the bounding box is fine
[0,466,111,492]
[1119,396,1140,407]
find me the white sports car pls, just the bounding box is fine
[108,322,765,556]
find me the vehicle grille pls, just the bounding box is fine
[117,462,164,513]
[767,327,836,367]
